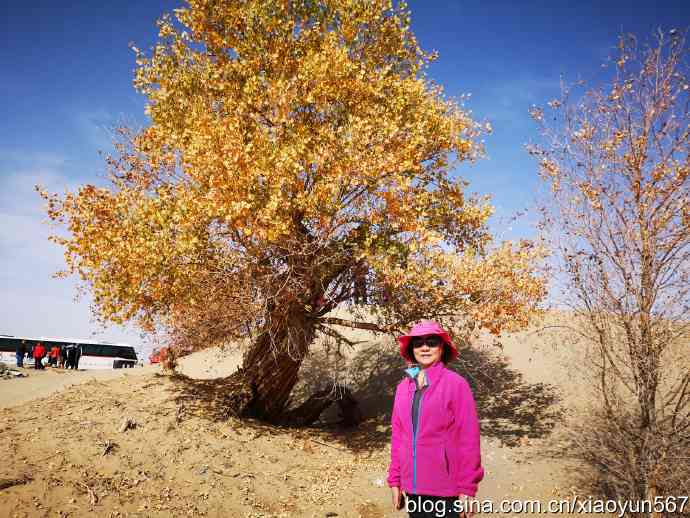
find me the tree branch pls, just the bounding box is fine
[316,317,388,333]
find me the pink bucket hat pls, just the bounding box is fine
[398,320,458,362]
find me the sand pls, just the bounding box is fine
[0,320,611,518]
[0,366,154,410]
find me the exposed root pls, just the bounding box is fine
[284,384,362,427]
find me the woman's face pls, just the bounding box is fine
[410,334,444,368]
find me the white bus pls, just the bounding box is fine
[0,335,138,370]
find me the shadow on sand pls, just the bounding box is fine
[166,341,564,452]
[165,372,241,422]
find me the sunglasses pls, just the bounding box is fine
[409,335,444,348]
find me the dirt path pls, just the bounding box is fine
[0,365,154,410]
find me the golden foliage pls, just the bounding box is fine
[40,0,545,349]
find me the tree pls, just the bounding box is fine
[529,30,689,509]
[40,0,546,422]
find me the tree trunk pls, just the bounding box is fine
[226,305,315,422]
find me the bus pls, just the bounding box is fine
[0,335,138,370]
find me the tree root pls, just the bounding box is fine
[221,370,362,428]
[283,384,362,427]
[224,368,257,418]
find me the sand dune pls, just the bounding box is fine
[2,314,662,517]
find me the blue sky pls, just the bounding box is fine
[1,1,688,350]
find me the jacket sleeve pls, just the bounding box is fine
[386,382,403,487]
[449,377,484,497]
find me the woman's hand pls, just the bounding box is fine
[458,495,475,517]
[391,486,406,510]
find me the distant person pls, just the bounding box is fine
[74,344,81,370]
[15,341,26,368]
[66,344,81,370]
[58,346,66,368]
[49,344,60,367]
[387,320,483,518]
[33,342,47,370]
[65,344,75,369]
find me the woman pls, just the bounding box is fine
[387,320,483,518]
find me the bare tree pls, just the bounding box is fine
[530,30,689,512]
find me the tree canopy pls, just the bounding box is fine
[40,1,546,416]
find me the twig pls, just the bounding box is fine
[308,438,347,451]
[101,440,116,456]
[78,482,98,505]
[119,418,137,433]
[0,476,32,491]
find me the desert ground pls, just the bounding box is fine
[0,317,638,518]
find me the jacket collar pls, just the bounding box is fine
[406,360,446,391]
[423,360,446,385]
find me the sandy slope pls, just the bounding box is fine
[0,366,154,410]
[0,320,608,518]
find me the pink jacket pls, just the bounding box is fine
[387,361,484,497]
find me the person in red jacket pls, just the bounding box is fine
[49,345,60,367]
[33,342,47,370]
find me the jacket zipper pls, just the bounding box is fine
[412,376,430,494]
